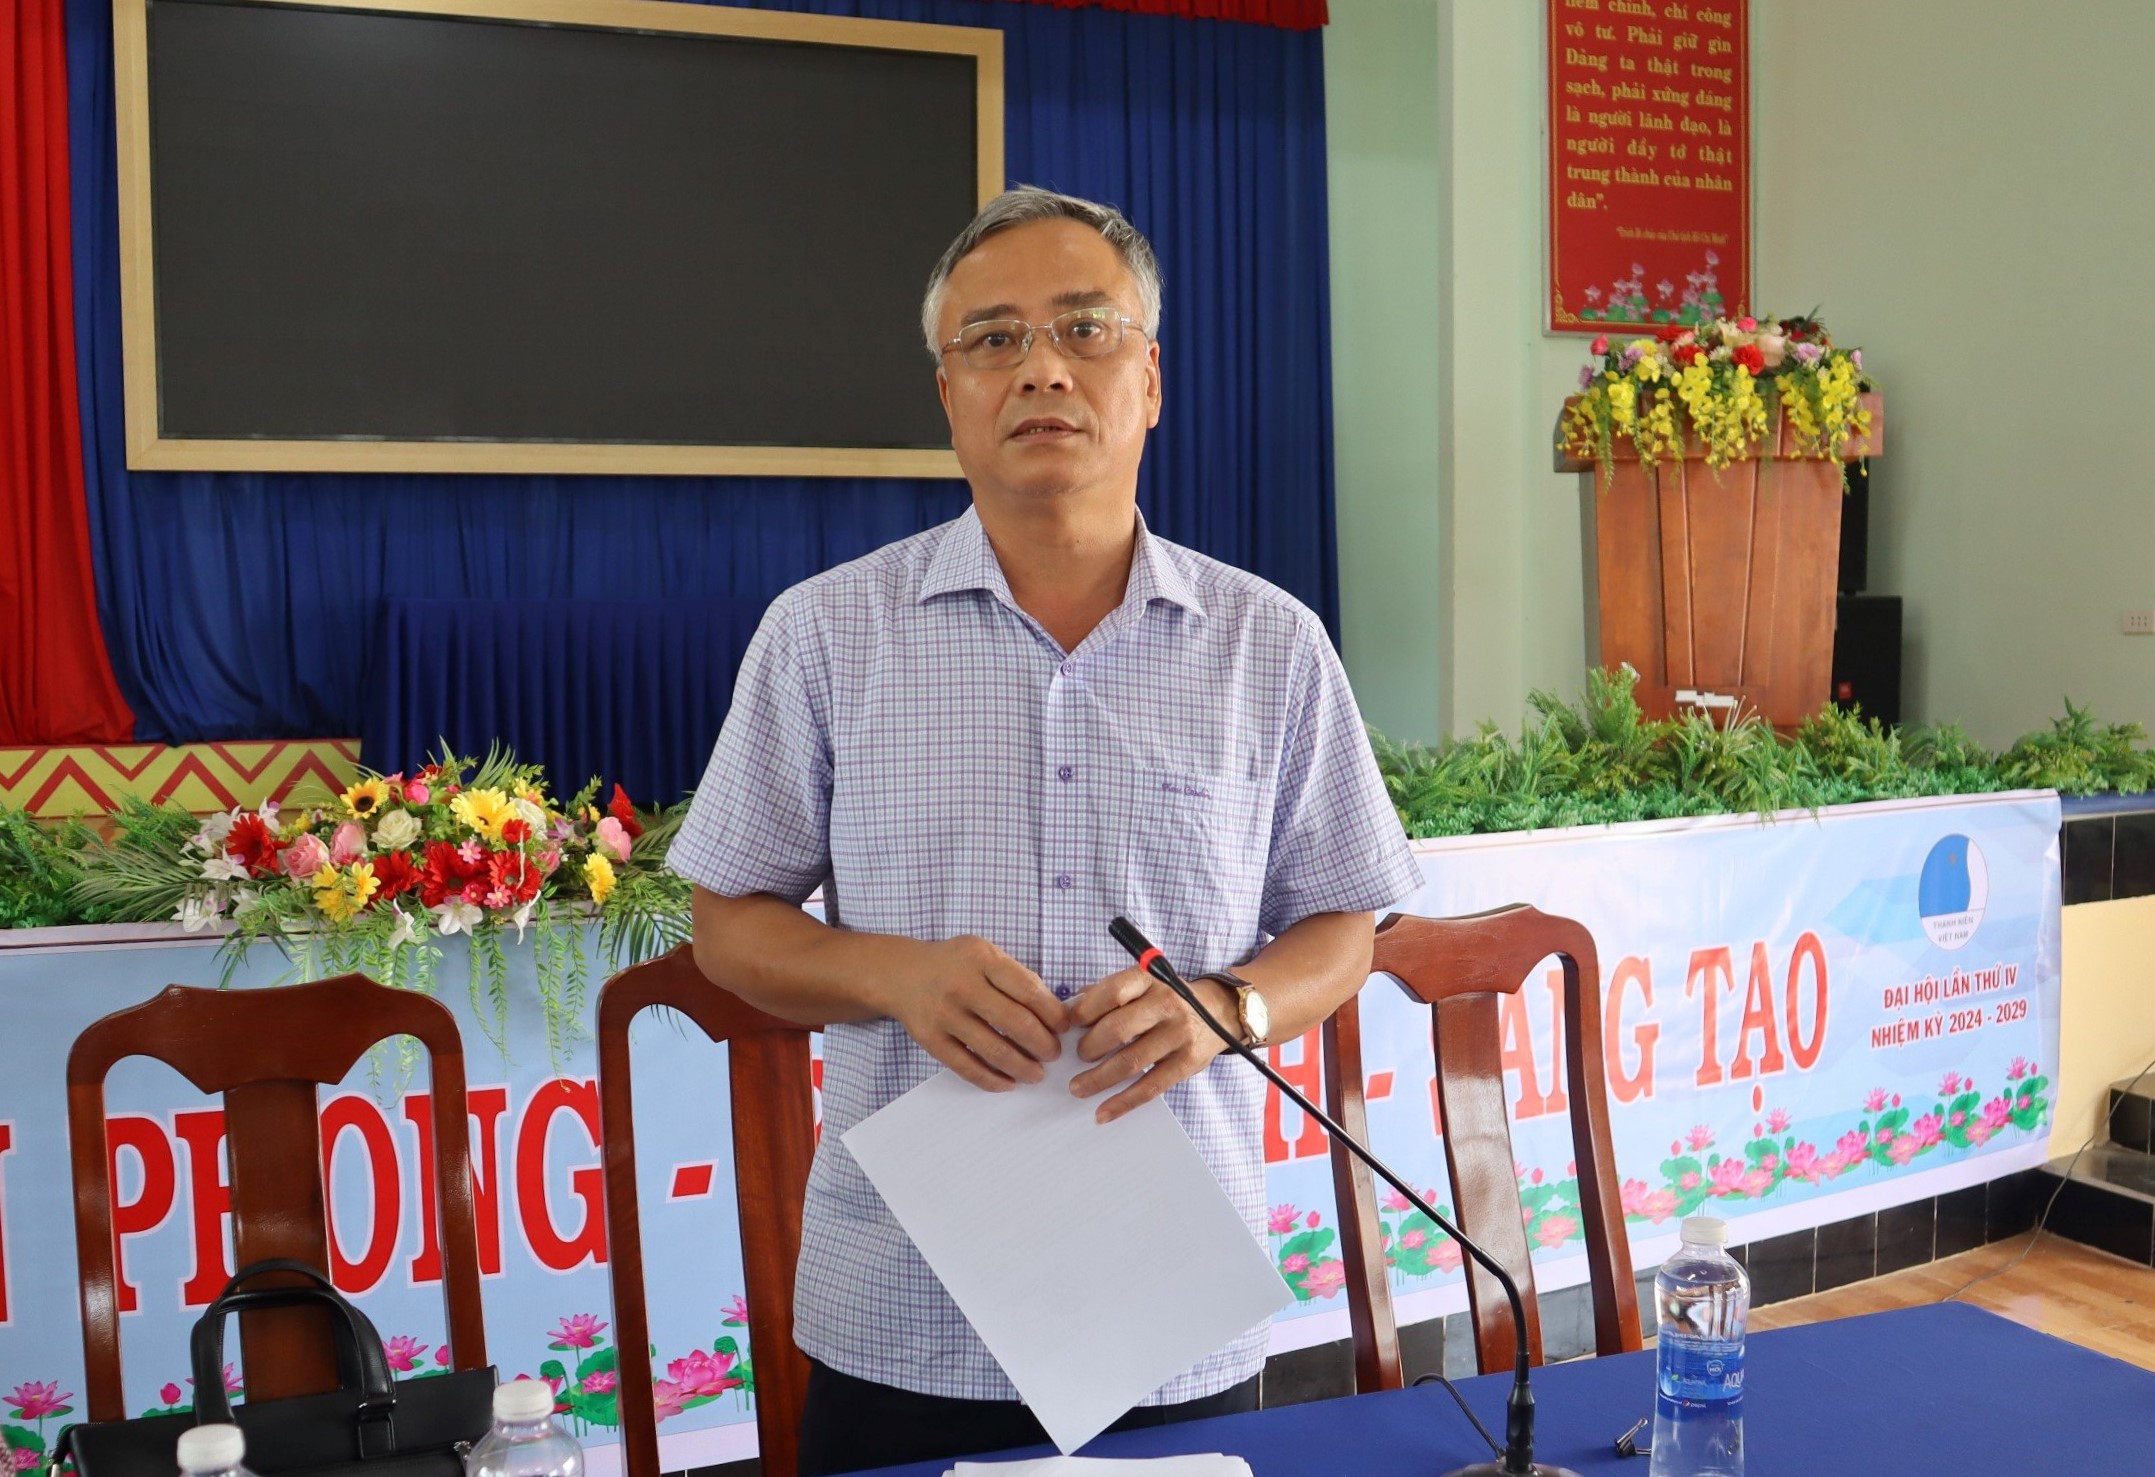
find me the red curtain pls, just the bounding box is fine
[1,0,133,744]
[993,0,1327,28]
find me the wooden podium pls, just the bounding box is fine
[1558,392,1883,730]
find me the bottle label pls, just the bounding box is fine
[1655,1332,1744,1417]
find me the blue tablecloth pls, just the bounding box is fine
[866,1304,2155,1477]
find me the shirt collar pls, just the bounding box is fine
[917,505,1206,619]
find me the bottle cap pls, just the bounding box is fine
[1680,1215,1729,1246]
[494,1378,556,1423]
[177,1425,245,1473]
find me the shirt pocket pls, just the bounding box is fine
[1119,764,1270,967]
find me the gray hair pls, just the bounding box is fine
[920,186,1164,359]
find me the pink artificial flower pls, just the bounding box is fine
[457,838,485,865]
[330,820,368,867]
[1282,1252,1309,1273]
[1380,1187,1414,1213]
[580,1372,617,1394]
[1642,1189,1679,1224]
[1534,1214,1578,1250]
[722,1293,750,1324]
[664,1349,743,1399]
[404,779,432,805]
[6,1379,73,1423]
[1399,1229,1427,1250]
[537,844,562,876]
[160,1383,183,1407]
[1736,316,1757,331]
[1864,1088,1889,1112]
[1590,334,1610,355]
[1301,1260,1348,1299]
[1981,1096,2012,1131]
[1578,365,1596,391]
[595,817,634,864]
[651,1379,688,1422]
[1767,1109,1792,1134]
[280,832,330,879]
[1685,1125,1715,1151]
[1433,1237,1465,1272]
[1266,1204,1300,1235]
[548,1313,608,1350]
[384,1335,425,1373]
[1909,1113,1944,1148]
[1888,1136,1922,1166]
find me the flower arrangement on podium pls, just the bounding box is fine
[72,749,690,1057]
[1560,312,1874,477]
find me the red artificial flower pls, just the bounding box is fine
[226,813,287,878]
[1673,343,1707,368]
[372,850,421,902]
[1732,343,1766,375]
[501,818,532,845]
[1657,322,1687,343]
[608,784,644,840]
[419,840,484,908]
[487,850,544,905]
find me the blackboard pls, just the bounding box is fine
[122,0,999,475]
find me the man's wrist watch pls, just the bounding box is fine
[1195,969,1270,1048]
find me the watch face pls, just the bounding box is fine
[1243,988,1270,1043]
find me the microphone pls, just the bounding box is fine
[1109,917,1581,1477]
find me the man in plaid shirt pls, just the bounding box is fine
[670,186,1420,1474]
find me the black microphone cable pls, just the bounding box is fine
[1109,916,1580,1477]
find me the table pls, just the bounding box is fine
[866,1304,2155,1477]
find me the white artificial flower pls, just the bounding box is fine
[174,894,222,933]
[386,907,418,949]
[433,899,483,937]
[188,809,237,856]
[510,797,548,832]
[509,899,536,941]
[373,809,423,851]
[200,855,249,883]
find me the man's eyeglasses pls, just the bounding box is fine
[940,308,1147,372]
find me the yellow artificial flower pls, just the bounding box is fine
[583,853,617,906]
[450,787,516,841]
[311,862,380,923]
[340,778,391,819]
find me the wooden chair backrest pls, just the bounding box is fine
[596,946,815,1477]
[67,974,487,1419]
[1325,905,1642,1385]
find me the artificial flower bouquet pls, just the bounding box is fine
[1561,312,1873,477]
[81,749,689,1056]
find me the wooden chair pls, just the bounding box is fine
[596,946,815,1477]
[67,974,488,1419]
[1323,905,1642,1390]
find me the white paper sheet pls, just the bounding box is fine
[952,1456,1254,1477]
[843,1038,1293,1453]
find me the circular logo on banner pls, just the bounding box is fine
[1919,833,1988,950]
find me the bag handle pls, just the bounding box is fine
[190,1260,399,1452]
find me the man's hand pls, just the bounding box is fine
[887,935,1069,1092]
[1067,966,1238,1124]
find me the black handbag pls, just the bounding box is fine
[60,1261,496,1477]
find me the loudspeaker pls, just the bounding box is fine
[1838,458,1870,592]
[1832,593,1901,726]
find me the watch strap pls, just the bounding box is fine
[1194,969,1264,1046]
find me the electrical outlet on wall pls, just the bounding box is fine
[2123,610,2155,636]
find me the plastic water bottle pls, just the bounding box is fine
[1649,1215,1749,1477]
[177,1425,257,1477]
[464,1379,583,1477]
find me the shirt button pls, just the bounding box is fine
[1058,661,1074,679]
[1054,873,1073,890]
[1056,764,1075,783]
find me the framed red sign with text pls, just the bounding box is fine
[1547,0,1749,334]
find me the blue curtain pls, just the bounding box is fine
[65,0,1336,764]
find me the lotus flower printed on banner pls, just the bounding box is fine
[88,748,694,1062]
[526,1297,757,1433]
[2,1382,73,1476]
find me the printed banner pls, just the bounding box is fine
[1546,0,1750,333]
[0,795,2059,1465]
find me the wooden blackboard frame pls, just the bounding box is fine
[112,0,1003,477]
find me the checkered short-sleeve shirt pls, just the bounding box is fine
[669,506,1422,1403]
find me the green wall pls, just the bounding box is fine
[1331,0,2155,747]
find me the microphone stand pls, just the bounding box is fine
[1109,917,1582,1477]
